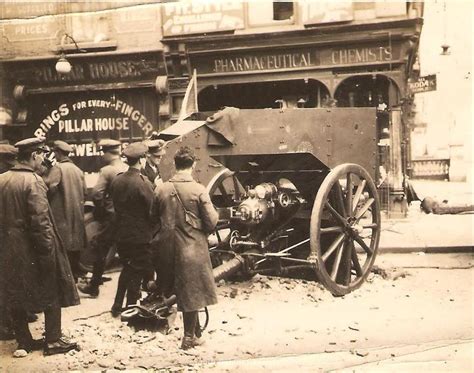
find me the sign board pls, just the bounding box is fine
[409,74,437,94]
[7,53,164,88]
[193,42,400,75]
[161,0,244,36]
[28,91,159,173]
[2,18,57,42]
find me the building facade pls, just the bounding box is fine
[0,1,424,215]
[160,1,423,216]
[0,1,168,179]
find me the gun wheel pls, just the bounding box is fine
[206,168,243,208]
[310,163,381,296]
[206,168,244,248]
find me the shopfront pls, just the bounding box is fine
[162,19,420,215]
[2,51,167,178]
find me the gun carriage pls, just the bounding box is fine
[119,107,381,322]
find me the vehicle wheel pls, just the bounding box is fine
[310,163,381,296]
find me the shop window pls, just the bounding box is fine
[273,2,294,21]
[198,79,329,112]
[334,75,392,108]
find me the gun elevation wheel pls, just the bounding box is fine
[310,163,381,296]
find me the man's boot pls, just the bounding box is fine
[42,306,78,356]
[44,337,78,356]
[180,311,203,350]
[78,282,99,297]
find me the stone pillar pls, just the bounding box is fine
[388,108,408,218]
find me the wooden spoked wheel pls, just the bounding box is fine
[310,163,381,296]
[206,168,243,209]
[206,168,245,251]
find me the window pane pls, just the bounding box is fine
[273,2,294,21]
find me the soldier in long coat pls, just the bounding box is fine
[110,142,154,316]
[152,146,218,350]
[0,137,79,356]
[43,140,87,282]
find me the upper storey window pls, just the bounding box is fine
[273,2,294,21]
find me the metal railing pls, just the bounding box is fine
[410,158,450,180]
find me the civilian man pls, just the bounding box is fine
[151,146,218,349]
[142,139,166,189]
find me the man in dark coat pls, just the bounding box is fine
[141,139,166,189]
[151,146,218,350]
[78,139,127,297]
[0,137,79,356]
[110,142,154,316]
[0,143,18,341]
[43,140,87,282]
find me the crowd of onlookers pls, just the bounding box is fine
[0,136,218,357]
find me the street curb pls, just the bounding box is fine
[379,246,474,254]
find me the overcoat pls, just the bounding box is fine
[0,165,80,313]
[43,158,87,252]
[152,172,218,312]
[111,168,154,248]
[91,158,128,220]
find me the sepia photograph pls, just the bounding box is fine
[0,0,472,371]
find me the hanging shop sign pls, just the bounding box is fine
[7,53,164,88]
[408,74,437,94]
[161,0,244,36]
[29,91,158,173]
[193,43,401,75]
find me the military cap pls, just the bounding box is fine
[14,137,47,153]
[98,139,121,152]
[53,140,74,153]
[145,139,166,155]
[0,143,18,157]
[122,142,148,159]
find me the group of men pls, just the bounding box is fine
[0,135,219,357]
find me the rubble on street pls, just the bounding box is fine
[1,253,472,372]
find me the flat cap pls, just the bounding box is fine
[14,137,47,153]
[123,142,148,159]
[53,140,73,153]
[0,143,18,157]
[98,139,121,152]
[145,139,166,155]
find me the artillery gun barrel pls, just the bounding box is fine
[213,255,245,282]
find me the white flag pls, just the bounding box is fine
[178,69,199,121]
